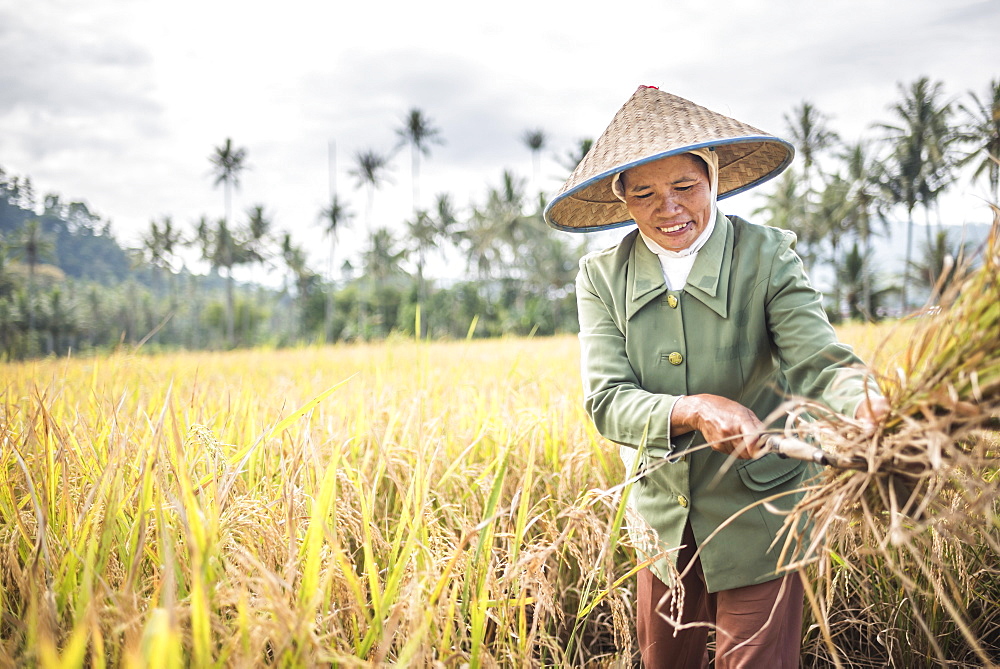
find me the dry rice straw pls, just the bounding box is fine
[776,205,1000,666]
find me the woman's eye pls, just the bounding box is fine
[675,185,693,192]
[634,192,653,199]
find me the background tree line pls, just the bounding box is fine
[756,76,998,321]
[0,76,996,360]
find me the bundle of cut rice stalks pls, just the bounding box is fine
[776,205,1000,667]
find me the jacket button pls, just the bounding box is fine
[677,495,689,508]
[668,352,684,365]
[667,294,678,308]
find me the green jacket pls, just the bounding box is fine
[577,212,872,592]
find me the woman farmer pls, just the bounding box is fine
[544,86,887,667]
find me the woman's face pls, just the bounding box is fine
[620,153,713,252]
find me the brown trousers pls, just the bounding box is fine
[636,524,804,668]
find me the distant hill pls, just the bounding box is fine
[0,192,134,284]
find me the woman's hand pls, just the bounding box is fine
[855,395,890,427]
[671,394,766,459]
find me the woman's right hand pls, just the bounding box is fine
[671,394,766,459]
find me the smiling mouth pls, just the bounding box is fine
[657,222,689,234]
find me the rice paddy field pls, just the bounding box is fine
[1,322,997,667]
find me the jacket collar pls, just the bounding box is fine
[627,210,732,320]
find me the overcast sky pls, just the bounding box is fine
[1,0,998,276]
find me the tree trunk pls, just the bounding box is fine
[862,234,873,321]
[901,210,914,315]
[325,239,336,343]
[226,270,235,348]
[830,239,842,323]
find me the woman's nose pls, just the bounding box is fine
[656,192,683,212]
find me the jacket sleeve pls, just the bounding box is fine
[764,231,880,417]
[576,257,680,452]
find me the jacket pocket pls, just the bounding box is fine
[737,454,806,492]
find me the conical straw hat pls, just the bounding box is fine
[543,86,794,232]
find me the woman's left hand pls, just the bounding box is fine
[855,395,890,427]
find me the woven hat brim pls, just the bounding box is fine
[543,87,794,233]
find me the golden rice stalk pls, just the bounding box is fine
[788,204,999,519]
[777,205,1000,667]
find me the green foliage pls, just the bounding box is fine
[956,78,1000,202]
[203,296,269,348]
[835,242,896,321]
[755,75,993,319]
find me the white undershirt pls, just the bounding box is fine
[638,213,716,290]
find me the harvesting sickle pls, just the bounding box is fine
[764,435,867,470]
[549,84,889,667]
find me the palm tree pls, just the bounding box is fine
[405,209,437,312]
[0,239,15,301]
[492,170,530,252]
[206,139,249,345]
[243,204,272,267]
[404,192,458,302]
[957,78,1000,202]
[836,242,895,321]
[753,168,816,269]
[784,102,840,190]
[910,229,963,302]
[523,128,547,194]
[349,149,391,338]
[215,219,239,347]
[363,226,408,279]
[139,216,184,343]
[361,227,407,336]
[557,138,594,175]
[349,149,392,231]
[432,192,458,238]
[318,194,354,342]
[877,77,956,313]
[461,171,529,281]
[140,219,167,286]
[140,216,184,291]
[461,213,504,281]
[195,217,240,347]
[159,217,184,274]
[188,218,215,348]
[241,204,274,344]
[0,297,20,359]
[193,216,213,267]
[10,218,54,339]
[280,232,315,339]
[520,216,580,331]
[813,173,854,321]
[46,286,76,355]
[209,138,248,229]
[405,191,461,335]
[396,108,443,213]
[839,141,890,319]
